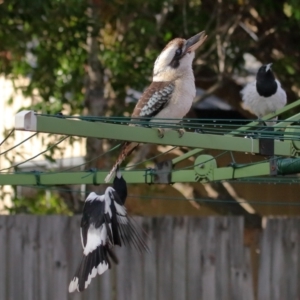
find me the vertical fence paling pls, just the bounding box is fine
[1,216,300,300]
[257,217,300,300]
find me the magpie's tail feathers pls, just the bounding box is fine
[68,245,112,293]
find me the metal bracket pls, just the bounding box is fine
[194,155,217,182]
[285,125,300,156]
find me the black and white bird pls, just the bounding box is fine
[105,31,207,183]
[69,167,148,293]
[241,63,287,126]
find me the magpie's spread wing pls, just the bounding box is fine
[69,188,149,293]
[107,187,149,252]
[80,193,105,248]
[69,192,115,293]
[131,81,175,118]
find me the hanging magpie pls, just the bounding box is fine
[241,63,287,126]
[69,166,148,293]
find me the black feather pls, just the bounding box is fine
[256,64,277,97]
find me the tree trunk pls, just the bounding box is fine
[83,2,108,195]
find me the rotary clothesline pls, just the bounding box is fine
[0,99,300,185]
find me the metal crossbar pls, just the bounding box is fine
[0,99,298,186]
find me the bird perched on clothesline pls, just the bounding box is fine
[105,31,207,183]
[241,63,287,126]
[69,166,148,293]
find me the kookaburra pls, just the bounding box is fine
[241,63,287,126]
[69,166,148,293]
[105,31,207,183]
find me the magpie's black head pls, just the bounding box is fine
[113,165,127,205]
[256,63,278,97]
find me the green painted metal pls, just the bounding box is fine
[2,102,299,187]
[275,112,300,130]
[0,170,196,185]
[277,158,300,175]
[228,99,300,135]
[32,114,296,156]
[0,157,298,185]
[172,148,204,164]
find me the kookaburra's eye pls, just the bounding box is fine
[175,48,182,56]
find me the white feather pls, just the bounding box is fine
[153,47,192,79]
[86,192,105,202]
[68,256,109,292]
[114,202,127,216]
[97,261,109,275]
[81,192,105,249]
[266,63,272,72]
[105,186,127,216]
[80,228,84,249]
[83,225,107,255]
[85,266,98,289]
[117,215,128,225]
[116,168,121,179]
[151,41,197,125]
[150,73,196,126]
[104,187,115,217]
[68,277,78,293]
[241,79,287,125]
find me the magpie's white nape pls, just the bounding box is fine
[69,169,149,293]
[113,164,127,205]
[241,63,287,127]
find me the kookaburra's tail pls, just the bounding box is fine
[105,141,139,183]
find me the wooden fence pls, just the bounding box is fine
[0,216,299,300]
[258,218,300,300]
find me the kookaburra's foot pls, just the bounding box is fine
[157,128,165,138]
[177,128,185,138]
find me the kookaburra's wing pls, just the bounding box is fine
[104,82,174,183]
[132,81,175,118]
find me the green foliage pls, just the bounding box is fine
[6,189,72,215]
[2,0,300,214]
[0,0,88,114]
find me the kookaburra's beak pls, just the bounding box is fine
[185,31,207,53]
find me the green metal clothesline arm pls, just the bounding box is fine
[0,157,299,185]
[1,100,298,187]
[228,99,300,135]
[14,110,298,157]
